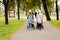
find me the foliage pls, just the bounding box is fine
[21,0,41,11]
[8,0,16,10]
[0,0,54,12]
[45,0,54,13]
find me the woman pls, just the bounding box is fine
[27,10,34,30]
[36,10,44,30]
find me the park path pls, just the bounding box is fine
[10,21,60,40]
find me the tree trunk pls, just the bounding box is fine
[5,5,8,24]
[56,0,59,20]
[17,4,20,20]
[42,0,51,21]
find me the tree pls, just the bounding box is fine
[16,0,21,20]
[0,0,16,24]
[42,0,51,21]
[0,0,9,24]
[3,0,9,24]
[56,0,59,20]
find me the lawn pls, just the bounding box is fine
[0,18,27,40]
[49,20,60,30]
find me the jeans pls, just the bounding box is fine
[28,23,32,28]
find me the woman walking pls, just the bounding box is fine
[27,10,34,30]
[36,10,44,30]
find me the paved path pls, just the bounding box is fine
[10,21,60,40]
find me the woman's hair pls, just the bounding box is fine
[29,10,32,15]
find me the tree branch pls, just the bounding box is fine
[7,0,9,4]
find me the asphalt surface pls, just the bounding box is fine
[10,21,60,40]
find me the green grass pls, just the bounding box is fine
[0,18,27,40]
[49,20,60,30]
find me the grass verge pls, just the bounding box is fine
[0,18,27,40]
[49,20,60,30]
